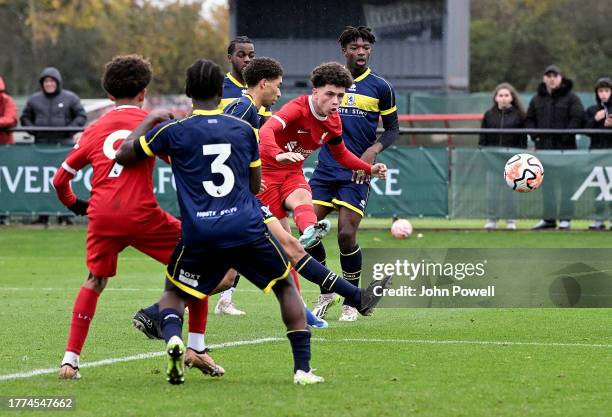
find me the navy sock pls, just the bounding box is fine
[159,308,183,343]
[233,274,241,288]
[286,330,311,373]
[143,302,160,322]
[340,245,362,305]
[295,255,360,307]
[305,241,332,295]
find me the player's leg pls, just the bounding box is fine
[266,217,390,318]
[275,217,328,329]
[158,279,187,385]
[309,204,341,318]
[233,234,323,384]
[129,215,224,376]
[283,184,331,248]
[215,270,246,316]
[336,206,364,321]
[59,233,123,379]
[160,242,231,384]
[59,272,109,380]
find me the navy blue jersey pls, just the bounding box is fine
[316,68,396,179]
[139,109,265,248]
[218,73,271,118]
[224,95,262,129]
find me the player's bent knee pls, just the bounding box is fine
[85,273,108,293]
[337,228,358,250]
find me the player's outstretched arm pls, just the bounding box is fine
[361,113,400,164]
[116,109,173,166]
[327,136,373,173]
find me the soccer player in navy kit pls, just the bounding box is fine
[116,59,323,385]
[216,36,271,315]
[309,26,400,322]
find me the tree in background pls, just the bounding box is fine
[471,0,611,92]
[0,0,228,96]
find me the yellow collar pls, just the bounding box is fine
[193,109,222,116]
[353,68,371,83]
[227,72,246,88]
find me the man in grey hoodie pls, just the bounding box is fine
[21,67,86,225]
[20,67,86,144]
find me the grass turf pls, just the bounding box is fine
[0,225,611,417]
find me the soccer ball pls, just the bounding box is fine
[503,153,544,193]
[391,218,413,239]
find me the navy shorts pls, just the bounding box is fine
[165,233,290,299]
[309,167,370,217]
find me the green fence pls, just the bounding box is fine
[1,145,609,219]
[0,145,449,217]
[451,148,612,219]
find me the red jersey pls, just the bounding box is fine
[53,105,166,235]
[259,95,342,171]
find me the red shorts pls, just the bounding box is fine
[258,169,311,219]
[86,211,181,278]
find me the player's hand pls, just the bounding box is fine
[146,109,174,124]
[67,199,89,216]
[259,178,267,193]
[371,163,387,179]
[276,152,305,163]
[351,169,370,184]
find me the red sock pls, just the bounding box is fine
[293,204,317,233]
[290,268,300,291]
[186,297,208,334]
[66,287,100,355]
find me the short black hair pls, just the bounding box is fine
[338,26,376,48]
[310,62,353,89]
[185,59,224,101]
[243,57,283,88]
[228,36,254,55]
[102,55,152,99]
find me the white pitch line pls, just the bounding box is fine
[4,336,610,382]
[326,338,612,349]
[0,337,283,382]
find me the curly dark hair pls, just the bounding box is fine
[228,35,254,55]
[338,26,376,48]
[185,59,224,101]
[243,57,283,87]
[310,62,353,89]
[102,55,152,99]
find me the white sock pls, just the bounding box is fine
[187,332,206,352]
[62,351,79,368]
[220,287,235,302]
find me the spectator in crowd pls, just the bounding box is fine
[526,65,584,230]
[20,67,86,144]
[479,82,527,230]
[0,76,17,145]
[0,76,17,225]
[585,77,612,230]
[20,67,87,225]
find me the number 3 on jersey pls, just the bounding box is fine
[202,144,235,197]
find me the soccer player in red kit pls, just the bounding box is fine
[52,55,223,379]
[258,62,387,247]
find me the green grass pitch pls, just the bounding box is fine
[0,224,611,417]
